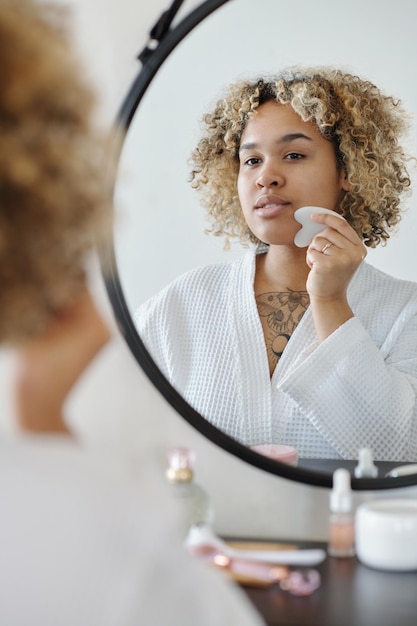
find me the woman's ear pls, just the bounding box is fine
[341,168,350,192]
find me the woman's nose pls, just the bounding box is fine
[256,166,282,188]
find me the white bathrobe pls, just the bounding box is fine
[0,433,263,626]
[135,248,417,461]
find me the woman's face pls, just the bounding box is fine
[237,101,349,246]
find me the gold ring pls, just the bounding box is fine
[321,242,333,253]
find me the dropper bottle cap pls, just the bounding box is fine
[354,448,378,478]
[330,468,352,513]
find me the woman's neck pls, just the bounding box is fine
[255,245,310,294]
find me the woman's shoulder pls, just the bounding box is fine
[360,262,417,294]
[139,252,252,308]
[174,258,236,287]
[353,262,417,312]
[134,255,245,327]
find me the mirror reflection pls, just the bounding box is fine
[114,0,417,473]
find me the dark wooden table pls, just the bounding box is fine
[236,540,417,626]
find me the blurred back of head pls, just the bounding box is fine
[0,0,112,345]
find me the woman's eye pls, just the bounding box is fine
[285,152,304,160]
[243,157,261,166]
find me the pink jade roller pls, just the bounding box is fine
[185,526,323,594]
[189,543,321,595]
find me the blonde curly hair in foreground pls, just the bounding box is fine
[189,66,413,249]
[0,0,113,344]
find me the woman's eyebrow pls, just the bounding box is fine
[239,133,312,153]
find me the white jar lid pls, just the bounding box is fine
[356,499,417,571]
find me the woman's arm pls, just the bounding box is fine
[278,313,417,461]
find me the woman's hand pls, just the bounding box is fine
[12,290,111,434]
[305,212,367,342]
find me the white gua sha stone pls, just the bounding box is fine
[294,206,345,248]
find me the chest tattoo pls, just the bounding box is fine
[256,289,309,368]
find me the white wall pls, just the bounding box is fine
[1,0,416,543]
[70,0,417,539]
[113,0,417,310]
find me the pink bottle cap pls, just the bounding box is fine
[167,446,195,471]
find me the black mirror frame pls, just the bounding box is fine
[99,0,417,491]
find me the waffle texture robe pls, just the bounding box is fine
[135,248,417,461]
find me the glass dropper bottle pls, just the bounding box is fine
[328,468,355,558]
[166,447,214,536]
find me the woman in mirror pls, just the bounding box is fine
[136,67,417,462]
[0,2,265,624]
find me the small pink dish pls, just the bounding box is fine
[250,444,298,465]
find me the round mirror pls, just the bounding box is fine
[101,0,417,489]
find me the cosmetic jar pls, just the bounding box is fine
[250,444,298,465]
[355,499,417,571]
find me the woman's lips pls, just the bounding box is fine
[254,195,290,218]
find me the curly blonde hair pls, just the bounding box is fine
[0,0,113,344]
[189,66,413,249]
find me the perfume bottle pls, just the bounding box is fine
[166,447,214,535]
[328,468,355,558]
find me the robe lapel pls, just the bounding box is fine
[229,249,273,443]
